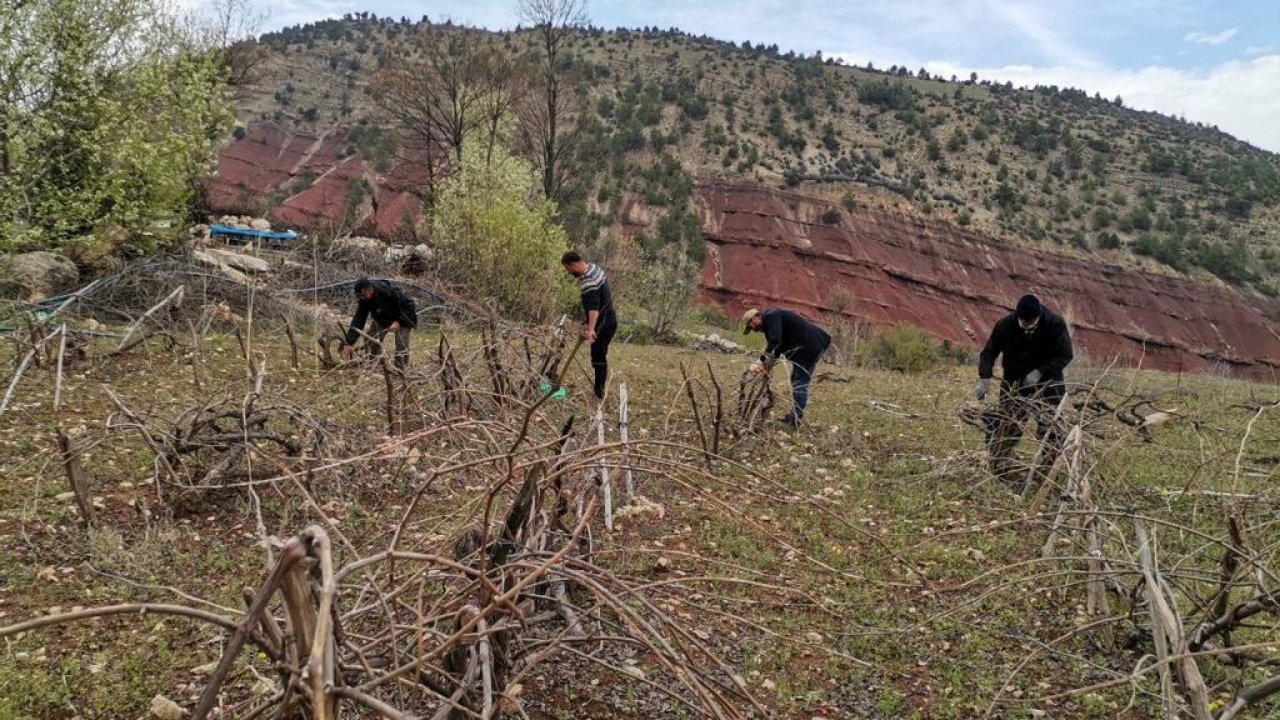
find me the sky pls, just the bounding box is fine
[196,0,1280,153]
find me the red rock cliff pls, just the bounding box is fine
[698,183,1280,380]
[212,129,1280,380]
[208,122,427,240]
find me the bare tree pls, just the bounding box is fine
[189,0,270,87]
[374,28,489,190]
[474,46,527,165]
[516,0,587,201]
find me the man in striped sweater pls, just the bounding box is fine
[562,251,618,400]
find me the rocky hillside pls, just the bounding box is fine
[698,183,1280,380]
[224,15,1280,290]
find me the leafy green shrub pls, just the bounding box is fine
[0,0,232,252]
[821,209,841,225]
[431,143,569,320]
[864,326,937,372]
[856,79,917,111]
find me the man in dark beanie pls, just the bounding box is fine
[975,294,1074,485]
[341,277,418,372]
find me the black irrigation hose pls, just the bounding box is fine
[5,264,460,329]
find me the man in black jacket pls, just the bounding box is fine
[743,307,832,427]
[975,294,1073,484]
[341,278,418,372]
[562,251,618,401]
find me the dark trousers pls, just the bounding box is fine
[590,322,616,400]
[371,320,412,372]
[988,380,1066,488]
[787,348,826,421]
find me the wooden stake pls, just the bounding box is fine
[619,383,634,502]
[0,327,59,415]
[596,401,612,531]
[284,315,301,370]
[57,429,95,528]
[53,326,67,412]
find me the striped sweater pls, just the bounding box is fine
[577,264,617,326]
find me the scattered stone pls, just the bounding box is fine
[654,556,672,572]
[688,332,748,354]
[249,218,272,231]
[55,491,76,502]
[805,631,824,644]
[192,250,250,284]
[203,248,271,274]
[620,665,646,681]
[613,495,666,526]
[334,236,383,253]
[149,694,185,720]
[761,678,777,691]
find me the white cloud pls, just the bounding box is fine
[918,55,1280,153]
[986,1,1102,68]
[1246,45,1274,56]
[1183,28,1238,45]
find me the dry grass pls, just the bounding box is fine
[1,305,1279,718]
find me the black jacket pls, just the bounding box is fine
[978,308,1073,383]
[345,279,418,346]
[759,309,831,366]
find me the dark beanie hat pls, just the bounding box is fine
[1015,294,1042,320]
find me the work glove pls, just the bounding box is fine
[1024,369,1042,386]
[974,378,991,401]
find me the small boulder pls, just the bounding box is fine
[2,251,79,300]
[149,694,185,720]
[204,248,271,274]
[192,250,250,283]
[249,218,272,231]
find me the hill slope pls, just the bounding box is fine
[227,16,1280,289]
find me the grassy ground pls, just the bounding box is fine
[1,324,1278,719]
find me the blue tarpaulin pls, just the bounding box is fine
[210,224,299,246]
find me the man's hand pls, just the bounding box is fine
[749,360,766,377]
[341,345,354,361]
[1024,369,1042,386]
[388,321,401,332]
[581,326,597,342]
[974,378,991,401]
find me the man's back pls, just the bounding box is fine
[763,309,830,361]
